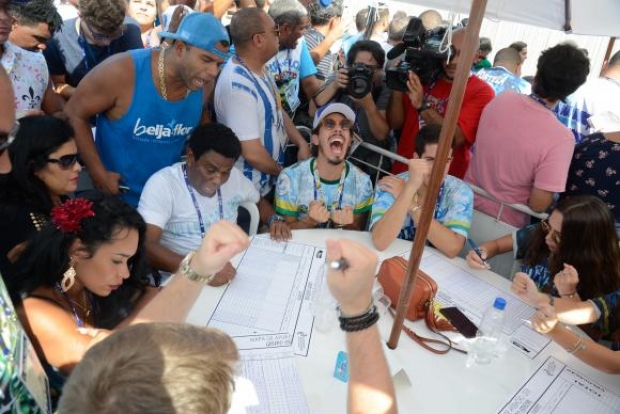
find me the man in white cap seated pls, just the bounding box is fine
[274,102,374,230]
[65,12,230,206]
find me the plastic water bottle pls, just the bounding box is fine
[466,297,507,367]
[312,276,337,332]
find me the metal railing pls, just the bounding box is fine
[348,141,548,222]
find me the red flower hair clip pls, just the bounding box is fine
[51,198,95,233]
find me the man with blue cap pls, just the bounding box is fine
[65,12,230,206]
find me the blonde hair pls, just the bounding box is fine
[58,323,239,414]
[78,0,127,34]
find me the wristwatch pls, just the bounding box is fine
[416,101,431,113]
[179,251,215,285]
[267,214,285,227]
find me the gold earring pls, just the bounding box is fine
[61,259,76,292]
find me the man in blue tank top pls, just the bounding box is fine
[65,12,230,206]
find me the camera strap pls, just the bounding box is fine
[528,94,553,112]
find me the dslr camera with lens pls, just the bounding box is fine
[386,17,454,91]
[346,63,374,99]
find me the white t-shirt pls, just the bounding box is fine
[138,162,260,255]
[215,59,286,196]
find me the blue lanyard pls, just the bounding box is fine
[55,283,92,328]
[529,94,552,111]
[182,163,223,238]
[234,54,279,107]
[233,59,283,191]
[77,33,110,71]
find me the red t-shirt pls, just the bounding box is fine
[392,76,494,178]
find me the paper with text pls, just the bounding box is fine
[498,356,620,414]
[208,236,323,355]
[229,348,311,414]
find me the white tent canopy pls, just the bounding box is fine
[398,0,620,37]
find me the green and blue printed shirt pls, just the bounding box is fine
[275,158,373,225]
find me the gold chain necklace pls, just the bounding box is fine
[157,48,190,101]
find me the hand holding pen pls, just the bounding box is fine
[325,239,378,316]
[465,238,491,270]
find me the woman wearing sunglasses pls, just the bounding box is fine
[467,196,620,302]
[0,115,81,280]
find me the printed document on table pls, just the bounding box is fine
[207,236,324,356]
[396,250,551,357]
[229,348,310,414]
[498,356,620,414]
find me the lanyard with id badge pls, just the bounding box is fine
[274,50,301,115]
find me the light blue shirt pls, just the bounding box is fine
[370,174,474,241]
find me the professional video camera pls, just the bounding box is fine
[346,63,374,99]
[386,18,454,92]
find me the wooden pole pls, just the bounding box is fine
[387,0,489,350]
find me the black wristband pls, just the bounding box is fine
[338,305,379,332]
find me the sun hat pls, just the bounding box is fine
[313,103,356,129]
[159,12,230,60]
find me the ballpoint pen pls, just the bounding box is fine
[467,238,490,268]
[328,258,349,271]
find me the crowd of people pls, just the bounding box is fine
[1,0,620,411]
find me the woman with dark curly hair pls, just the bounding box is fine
[0,115,81,280]
[10,192,248,401]
[466,195,620,301]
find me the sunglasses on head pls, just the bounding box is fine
[47,153,80,169]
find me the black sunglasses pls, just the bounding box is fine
[46,153,80,169]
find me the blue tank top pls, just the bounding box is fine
[95,48,203,206]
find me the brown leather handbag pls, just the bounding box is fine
[377,256,465,354]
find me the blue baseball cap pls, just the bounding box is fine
[159,13,230,60]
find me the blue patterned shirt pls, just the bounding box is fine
[514,224,554,293]
[369,174,473,240]
[591,291,620,350]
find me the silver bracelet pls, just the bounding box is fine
[566,332,587,354]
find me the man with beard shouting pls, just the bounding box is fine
[274,102,373,230]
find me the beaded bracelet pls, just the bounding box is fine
[338,304,379,332]
[561,292,577,299]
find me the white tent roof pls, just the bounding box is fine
[400,0,620,37]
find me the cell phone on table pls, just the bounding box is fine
[439,307,478,338]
